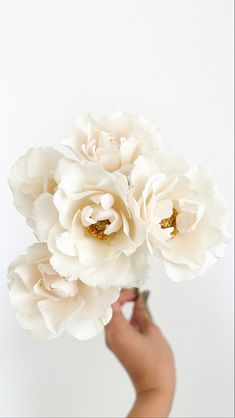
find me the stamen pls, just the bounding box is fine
[87,220,111,240]
[160,208,178,238]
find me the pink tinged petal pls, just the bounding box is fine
[30,193,59,241]
[37,297,84,335]
[16,312,56,340]
[33,279,53,299]
[42,273,79,299]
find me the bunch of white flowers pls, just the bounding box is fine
[8,112,229,340]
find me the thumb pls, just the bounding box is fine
[105,300,130,349]
[131,293,152,333]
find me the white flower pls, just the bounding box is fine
[48,158,147,288]
[131,150,229,281]
[63,112,163,174]
[8,243,119,340]
[8,147,62,241]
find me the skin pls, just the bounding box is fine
[105,289,176,418]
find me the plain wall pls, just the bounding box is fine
[0,1,234,417]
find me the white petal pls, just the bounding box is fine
[100,193,115,210]
[7,255,26,288]
[151,199,173,223]
[37,297,84,335]
[120,138,138,165]
[30,193,59,241]
[67,308,112,340]
[9,279,39,315]
[81,206,95,227]
[99,154,120,171]
[16,312,56,340]
[26,243,51,264]
[77,237,114,266]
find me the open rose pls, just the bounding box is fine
[131,150,229,281]
[63,112,163,174]
[8,147,62,241]
[8,243,119,340]
[47,158,147,288]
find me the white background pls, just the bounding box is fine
[0,1,233,417]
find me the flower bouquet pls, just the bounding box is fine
[8,112,229,340]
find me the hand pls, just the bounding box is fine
[105,289,176,418]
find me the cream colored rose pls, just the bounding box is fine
[8,147,62,241]
[131,150,229,281]
[63,112,163,174]
[8,243,119,340]
[48,158,147,288]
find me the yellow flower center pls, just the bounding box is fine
[87,220,111,240]
[160,208,178,238]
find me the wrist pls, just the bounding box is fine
[133,374,175,406]
[129,387,173,418]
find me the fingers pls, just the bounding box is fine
[131,294,152,334]
[118,288,136,306]
[105,289,137,350]
[105,301,129,337]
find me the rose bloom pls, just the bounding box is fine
[8,243,119,340]
[44,158,147,288]
[8,147,62,241]
[63,112,163,174]
[131,150,229,281]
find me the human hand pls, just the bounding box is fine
[105,289,176,418]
